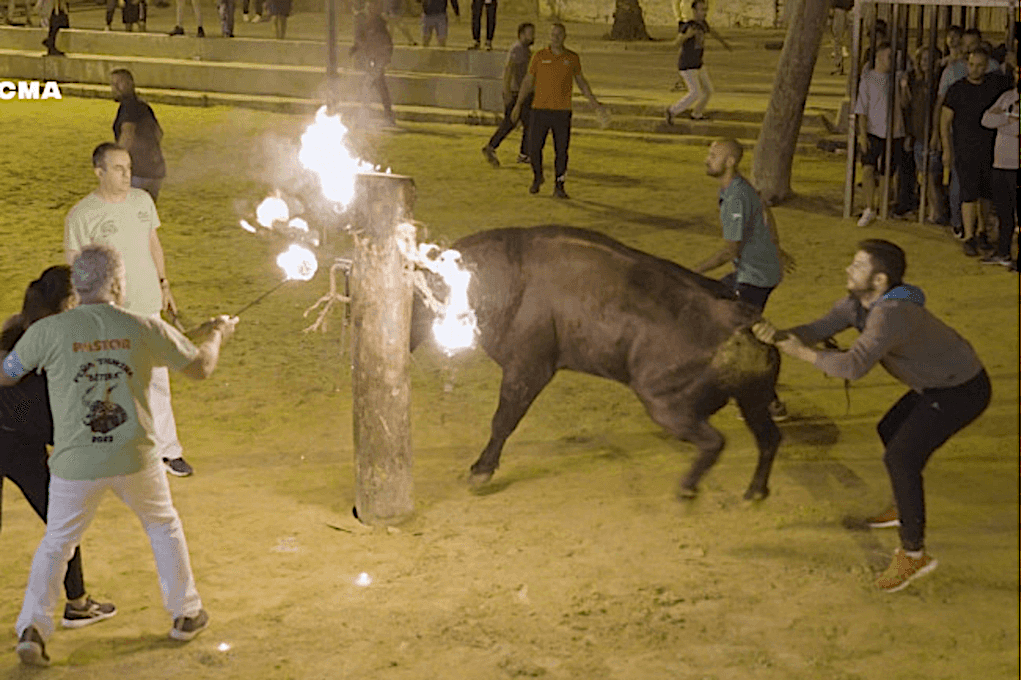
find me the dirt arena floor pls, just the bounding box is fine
[0,99,1019,679]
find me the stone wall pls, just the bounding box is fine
[536,0,780,28]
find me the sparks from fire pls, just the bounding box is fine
[299,106,373,207]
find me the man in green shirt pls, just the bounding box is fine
[2,245,237,666]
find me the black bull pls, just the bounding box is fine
[410,226,782,500]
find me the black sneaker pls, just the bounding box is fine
[163,456,194,477]
[553,183,570,199]
[61,597,117,629]
[665,107,673,125]
[980,253,1011,266]
[168,25,185,35]
[16,626,49,667]
[952,223,965,239]
[196,26,205,37]
[963,238,979,257]
[467,41,480,50]
[516,153,529,164]
[170,609,209,641]
[481,145,499,168]
[529,177,543,194]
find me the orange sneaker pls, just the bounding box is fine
[866,504,900,528]
[876,549,938,593]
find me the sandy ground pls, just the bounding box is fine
[0,99,1019,679]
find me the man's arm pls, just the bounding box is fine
[939,106,954,169]
[573,72,601,108]
[181,316,237,380]
[693,240,741,274]
[707,26,731,50]
[511,73,535,118]
[501,59,516,105]
[149,228,179,319]
[117,121,137,154]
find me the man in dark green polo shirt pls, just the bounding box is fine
[694,138,794,420]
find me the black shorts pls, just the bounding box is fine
[954,150,994,203]
[861,134,903,173]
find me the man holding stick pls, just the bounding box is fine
[3,245,238,666]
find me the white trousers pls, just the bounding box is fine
[15,463,202,640]
[175,0,201,26]
[669,67,714,117]
[150,365,184,461]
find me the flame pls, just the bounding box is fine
[277,244,318,281]
[256,195,289,228]
[299,106,371,207]
[397,224,477,355]
[288,217,309,232]
[240,219,257,233]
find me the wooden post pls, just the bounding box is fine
[350,173,416,526]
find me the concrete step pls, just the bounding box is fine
[55,82,830,155]
[0,26,506,76]
[0,47,505,109]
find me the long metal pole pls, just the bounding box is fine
[844,0,864,220]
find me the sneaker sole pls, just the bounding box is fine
[16,642,49,667]
[879,557,938,593]
[61,609,117,629]
[169,620,209,641]
[866,519,901,528]
[164,462,192,477]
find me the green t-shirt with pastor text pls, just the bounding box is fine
[13,303,198,481]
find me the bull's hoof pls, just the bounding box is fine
[676,485,699,500]
[743,487,770,501]
[468,470,495,487]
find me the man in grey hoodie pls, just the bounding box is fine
[752,239,990,593]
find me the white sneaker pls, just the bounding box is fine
[857,208,876,227]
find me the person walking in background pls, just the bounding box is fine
[467,0,495,50]
[941,48,1010,256]
[4,0,34,25]
[854,42,908,227]
[3,246,238,666]
[111,70,167,203]
[979,56,1020,267]
[266,0,290,38]
[828,4,850,76]
[168,0,204,36]
[65,143,195,478]
[693,138,794,421]
[217,0,235,37]
[665,0,731,124]
[753,239,990,593]
[420,0,457,47]
[512,22,605,199]
[482,21,534,168]
[352,0,397,126]
[241,0,264,22]
[40,0,68,56]
[106,0,145,31]
[1,267,118,640]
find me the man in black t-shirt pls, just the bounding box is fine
[941,48,1010,256]
[110,69,167,202]
[666,0,730,124]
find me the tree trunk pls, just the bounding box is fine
[609,0,651,41]
[751,0,831,204]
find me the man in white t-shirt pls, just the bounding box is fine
[64,143,194,478]
[1,245,237,666]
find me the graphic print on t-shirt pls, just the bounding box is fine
[73,357,134,440]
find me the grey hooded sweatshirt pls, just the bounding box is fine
[789,284,984,392]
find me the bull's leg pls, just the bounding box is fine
[469,362,556,486]
[736,393,782,501]
[639,395,727,499]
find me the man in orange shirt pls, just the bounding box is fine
[512,23,605,199]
